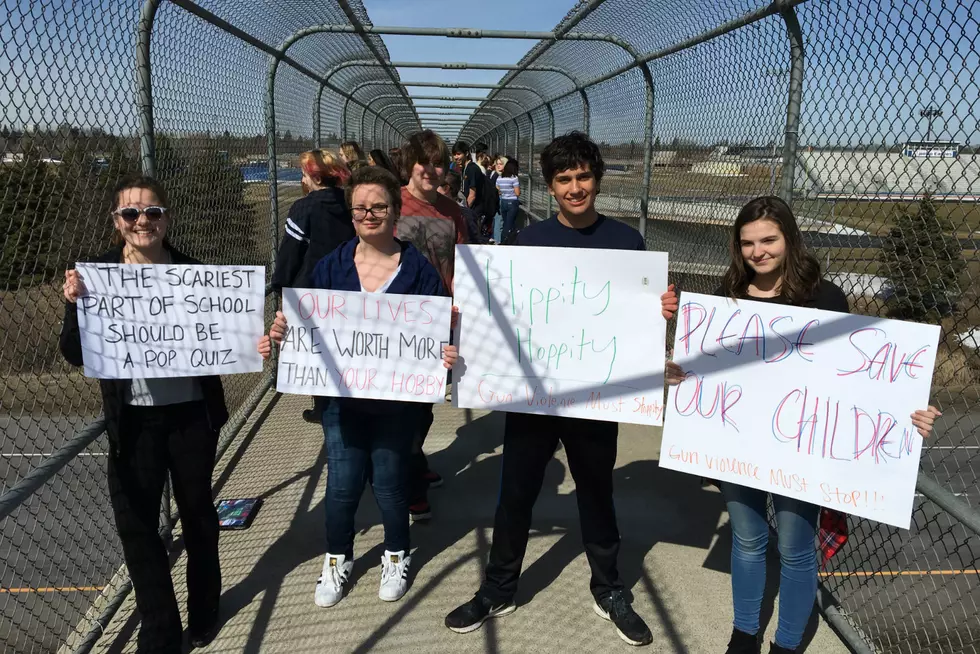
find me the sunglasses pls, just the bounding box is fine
[114,206,167,222]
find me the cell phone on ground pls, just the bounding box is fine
[216,498,262,530]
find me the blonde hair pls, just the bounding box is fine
[299,149,350,187]
[340,141,366,164]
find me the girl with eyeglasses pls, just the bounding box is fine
[258,165,458,609]
[59,175,226,651]
[665,196,940,654]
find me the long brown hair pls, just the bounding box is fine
[720,195,820,305]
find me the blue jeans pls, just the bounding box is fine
[722,483,819,650]
[499,199,520,244]
[492,212,502,243]
[322,402,412,557]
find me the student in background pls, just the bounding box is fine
[388,147,405,184]
[60,175,226,652]
[445,132,678,647]
[664,196,941,654]
[339,140,367,171]
[438,169,485,244]
[271,149,355,423]
[452,141,485,215]
[398,130,470,521]
[368,148,399,178]
[259,166,458,608]
[495,158,521,244]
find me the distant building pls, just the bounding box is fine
[796,149,980,199]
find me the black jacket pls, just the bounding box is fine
[271,187,356,290]
[59,245,229,447]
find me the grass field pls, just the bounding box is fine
[802,197,980,238]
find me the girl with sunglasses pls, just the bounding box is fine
[60,175,226,652]
[665,196,940,654]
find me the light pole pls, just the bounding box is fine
[920,105,942,143]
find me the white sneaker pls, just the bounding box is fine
[314,553,352,608]
[378,550,411,602]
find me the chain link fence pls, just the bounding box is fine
[1,0,978,652]
[465,1,979,652]
[0,0,415,651]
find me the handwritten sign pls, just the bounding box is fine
[277,288,453,403]
[452,245,669,424]
[659,292,940,529]
[76,263,265,379]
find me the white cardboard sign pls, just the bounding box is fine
[277,288,453,403]
[75,263,265,379]
[659,292,940,529]
[452,245,670,424]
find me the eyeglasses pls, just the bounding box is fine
[114,206,167,222]
[351,204,390,220]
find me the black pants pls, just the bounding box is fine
[409,403,435,506]
[479,412,623,604]
[108,402,221,653]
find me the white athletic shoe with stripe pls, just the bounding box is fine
[378,550,411,602]
[314,553,352,608]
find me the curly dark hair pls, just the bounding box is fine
[539,131,605,187]
[345,165,403,218]
[720,195,822,305]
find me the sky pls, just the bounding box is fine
[0,0,977,151]
[361,0,575,141]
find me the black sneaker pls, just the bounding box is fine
[189,613,220,648]
[445,594,516,634]
[302,408,320,424]
[767,643,795,654]
[726,628,761,654]
[593,590,652,646]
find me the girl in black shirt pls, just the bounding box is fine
[665,196,939,654]
[61,176,226,652]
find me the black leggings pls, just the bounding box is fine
[109,401,220,653]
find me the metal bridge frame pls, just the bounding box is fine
[15,3,971,654]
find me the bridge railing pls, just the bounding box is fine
[1,0,978,652]
[463,2,980,652]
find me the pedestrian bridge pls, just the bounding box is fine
[1,1,978,653]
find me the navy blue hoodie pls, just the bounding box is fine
[310,237,448,414]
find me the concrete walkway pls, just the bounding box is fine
[93,393,849,653]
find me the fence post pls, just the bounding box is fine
[313,83,325,148]
[639,63,655,241]
[136,0,163,178]
[779,6,804,206]
[580,89,590,135]
[527,112,535,215]
[360,104,368,146]
[545,102,555,217]
[265,52,281,265]
[342,96,351,139]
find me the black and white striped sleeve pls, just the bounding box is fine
[285,215,309,243]
[271,204,311,291]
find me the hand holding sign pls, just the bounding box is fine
[64,269,86,303]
